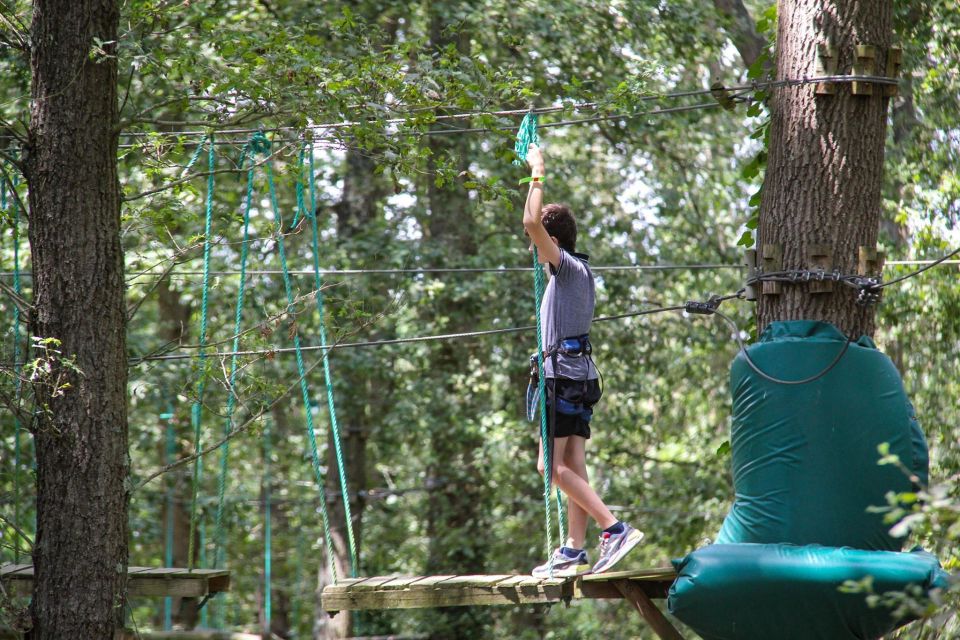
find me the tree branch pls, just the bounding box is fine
[122,141,295,202]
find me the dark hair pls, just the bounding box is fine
[541,203,577,252]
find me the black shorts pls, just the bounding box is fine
[546,378,601,440]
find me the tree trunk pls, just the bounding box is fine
[420,6,490,639]
[25,1,127,638]
[156,278,202,629]
[757,0,892,337]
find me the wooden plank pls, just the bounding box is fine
[404,575,456,587]
[322,581,572,611]
[490,575,531,589]
[0,564,32,577]
[582,567,676,582]
[433,574,514,587]
[347,576,400,591]
[578,578,673,600]
[0,564,230,598]
[613,580,685,640]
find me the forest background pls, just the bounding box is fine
[0,0,958,638]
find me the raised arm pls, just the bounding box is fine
[522,145,561,269]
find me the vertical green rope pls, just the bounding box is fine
[304,142,358,577]
[161,398,175,631]
[188,135,214,571]
[519,112,565,568]
[263,417,273,635]
[532,250,567,569]
[211,140,255,628]
[513,112,539,166]
[248,132,338,584]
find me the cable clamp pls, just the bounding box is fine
[685,294,723,315]
[855,277,882,306]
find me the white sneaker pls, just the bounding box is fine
[591,524,644,574]
[532,547,591,578]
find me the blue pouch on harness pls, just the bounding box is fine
[554,396,593,422]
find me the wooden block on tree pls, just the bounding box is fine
[808,243,834,293]
[761,243,783,295]
[853,44,877,95]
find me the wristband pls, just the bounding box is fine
[519,176,545,185]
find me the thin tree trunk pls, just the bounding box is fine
[757,0,892,337]
[25,1,127,638]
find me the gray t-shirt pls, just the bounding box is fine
[540,250,598,380]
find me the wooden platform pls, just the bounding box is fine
[0,564,231,598]
[321,567,676,612]
[322,568,683,639]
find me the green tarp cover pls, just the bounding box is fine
[668,543,949,640]
[716,320,928,550]
[667,321,942,639]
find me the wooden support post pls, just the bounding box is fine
[761,243,783,296]
[613,580,684,640]
[808,243,833,294]
[743,249,758,301]
[852,44,877,95]
[885,47,903,97]
[857,246,886,276]
[815,44,837,95]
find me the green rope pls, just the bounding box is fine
[248,131,338,583]
[304,142,358,577]
[211,138,256,628]
[188,135,214,571]
[532,250,567,569]
[263,417,273,634]
[162,399,175,631]
[514,112,539,166]
[519,112,565,567]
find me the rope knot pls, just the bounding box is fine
[249,131,272,155]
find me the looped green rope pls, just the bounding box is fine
[248,134,339,583]
[514,112,539,166]
[211,137,257,626]
[304,141,359,577]
[188,135,215,571]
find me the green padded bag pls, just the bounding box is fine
[716,321,928,550]
[668,543,949,640]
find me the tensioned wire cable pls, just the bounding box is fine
[2,259,953,280]
[15,73,892,145]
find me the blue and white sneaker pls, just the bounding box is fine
[591,524,644,574]
[531,548,591,578]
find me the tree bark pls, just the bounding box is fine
[757,0,893,338]
[25,1,127,638]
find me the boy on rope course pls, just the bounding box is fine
[522,145,643,577]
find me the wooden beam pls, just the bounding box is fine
[613,580,685,640]
[0,564,230,599]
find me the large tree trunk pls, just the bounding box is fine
[25,1,127,638]
[757,0,892,337]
